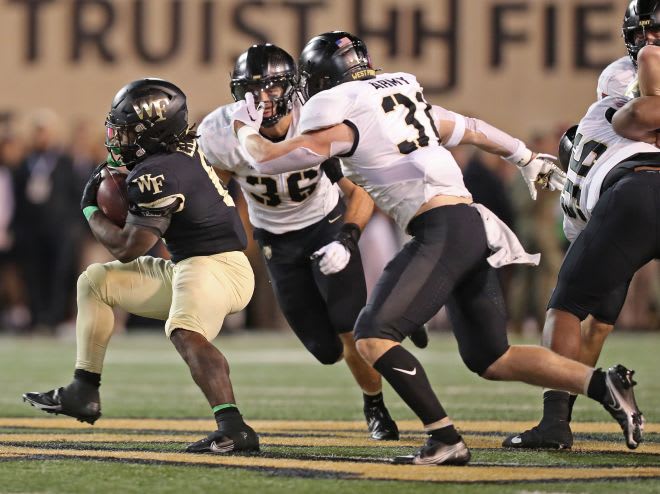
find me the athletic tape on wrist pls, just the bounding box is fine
[83,206,99,222]
[236,125,260,149]
[504,143,533,167]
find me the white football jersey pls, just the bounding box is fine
[561,96,659,241]
[198,100,339,234]
[298,72,471,230]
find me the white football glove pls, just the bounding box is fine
[516,153,567,200]
[312,241,351,275]
[231,92,264,133]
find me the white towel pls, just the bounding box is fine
[470,203,541,268]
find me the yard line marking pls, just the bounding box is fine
[1,444,659,483]
[2,418,658,434]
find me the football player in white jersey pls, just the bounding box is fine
[230,31,645,465]
[504,0,658,450]
[198,44,426,441]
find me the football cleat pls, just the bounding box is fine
[408,325,429,349]
[364,403,400,441]
[186,420,260,454]
[393,437,471,466]
[502,420,573,449]
[601,365,644,449]
[23,381,101,425]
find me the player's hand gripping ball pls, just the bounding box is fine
[97,167,129,226]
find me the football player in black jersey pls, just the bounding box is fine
[23,79,259,454]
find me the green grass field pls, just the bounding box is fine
[0,330,658,493]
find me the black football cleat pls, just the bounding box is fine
[364,403,400,440]
[601,365,645,449]
[393,437,471,466]
[502,420,573,449]
[186,419,260,454]
[23,381,101,425]
[408,325,429,349]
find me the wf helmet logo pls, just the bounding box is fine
[132,97,170,122]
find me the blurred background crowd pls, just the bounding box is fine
[0,108,658,336]
[1,0,658,335]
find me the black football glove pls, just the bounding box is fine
[80,162,107,211]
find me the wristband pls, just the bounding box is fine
[237,125,259,149]
[504,142,533,167]
[320,158,344,184]
[335,222,361,253]
[83,205,100,222]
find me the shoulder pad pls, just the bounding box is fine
[198,104,240,166]
[299,89,352,133]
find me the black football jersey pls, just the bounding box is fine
[126,140,247,262]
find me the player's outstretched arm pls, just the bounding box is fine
[232,94,354,174]
[435,109,566,200]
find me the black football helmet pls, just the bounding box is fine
[558,124,578,172]
[622,0,660,64]
[105,78,189,168]
[298,31,376,102]
[230,44,296,127]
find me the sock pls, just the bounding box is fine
[213,404,241,429]
[373,345,447,425]
[541,390,571,423]
[363,392,384,408]
[429,425,462,445]
[73,368,101,388]
[567,394,578,423]
[586,369,607,402]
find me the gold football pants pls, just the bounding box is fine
[75,252,254,373]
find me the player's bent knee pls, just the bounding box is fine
[586,318,614,338]
[354,306,403,342]
[77,263,108,301]
[310,344,344,365]
[464,346,510,378]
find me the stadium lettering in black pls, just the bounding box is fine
[126,142,247,262]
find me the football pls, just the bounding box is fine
[97,167,129,226]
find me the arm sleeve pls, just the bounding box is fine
[432,105,466,148]
[464,116,525,158]
[433,105,524,156]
